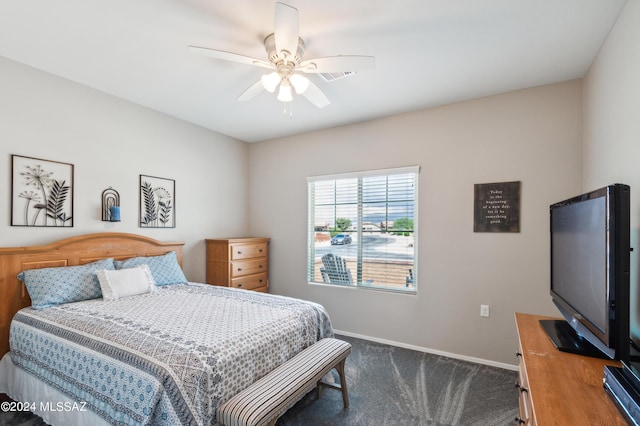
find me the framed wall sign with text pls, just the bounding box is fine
[474,181,521,233]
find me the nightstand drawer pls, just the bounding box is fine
[231,273,268,290]
[230,259,267,277]
[230,243,268,260]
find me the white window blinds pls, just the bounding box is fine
[307,166,419,293]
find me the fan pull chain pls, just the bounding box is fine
[282,101,293,118]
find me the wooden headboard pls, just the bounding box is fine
[0,232,185,358]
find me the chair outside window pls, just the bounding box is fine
[320,253,372,286]
[406,269,414,287]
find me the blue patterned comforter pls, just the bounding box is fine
[10,283,334,425]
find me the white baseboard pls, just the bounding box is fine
[333,329,519,372]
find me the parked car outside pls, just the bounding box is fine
[331,234,352,245]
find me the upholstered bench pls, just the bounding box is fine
[217,338,352,426]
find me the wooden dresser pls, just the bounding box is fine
[205,238,270,293]
[514,312,626,425]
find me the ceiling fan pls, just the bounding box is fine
[188,2,375,108]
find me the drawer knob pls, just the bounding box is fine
[514,417,525,425]
[238,283,243,287]
[237,251,242,255]
[514,382,528,393]
[259,265,263,268]
[259,249,263,252]
[237,268,243,272]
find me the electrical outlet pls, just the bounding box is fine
[480,304,490,318]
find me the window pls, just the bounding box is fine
[307,166,419,293]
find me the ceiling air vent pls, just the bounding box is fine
[319,71,356,82]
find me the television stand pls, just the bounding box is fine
[515,313,625,425]
[539,319,609,359]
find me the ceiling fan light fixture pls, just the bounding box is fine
[289,73,309,94]
[188,2,373,109]
[261,72,281,93]
[277,79,293,102]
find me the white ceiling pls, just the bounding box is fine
[0,0,627,142]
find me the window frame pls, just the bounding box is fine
[307,166,419,294]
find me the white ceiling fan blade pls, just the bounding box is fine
[299,55,376,73]
[188,46,272,69]
[302,80,330,108]
[274,2,299,60]
[237,80,265,102]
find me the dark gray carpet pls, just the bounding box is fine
[1,335,518,426]
[279,335,518,425]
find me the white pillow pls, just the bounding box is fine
[96,264,156,301]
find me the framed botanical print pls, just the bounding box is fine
[139,174,175,228]
[11,155,74,227]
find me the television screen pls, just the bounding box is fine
[544,184,630,361]
[551,195,607,333]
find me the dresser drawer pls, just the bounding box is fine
[517,370,533,425]
[231,273,268,291]
[230,259,267,277]
[230,242,268,260]
[516,343,534,425]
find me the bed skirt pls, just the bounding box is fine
[0,353,109,426]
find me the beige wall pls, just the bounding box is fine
[0,35,603,366]
[249,80,583,366]
[0,56,250,282]
[583,1,640,340]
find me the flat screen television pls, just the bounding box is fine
[542,183,630,361]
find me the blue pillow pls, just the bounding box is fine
[114,251,187,286]
[17,258,116,309]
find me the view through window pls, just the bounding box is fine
[307,166,418,293]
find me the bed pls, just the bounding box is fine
[0,233,333,426]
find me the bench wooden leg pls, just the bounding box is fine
[317,359,349,409]
[336,359,349,408]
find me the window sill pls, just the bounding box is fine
[308,281,417,296]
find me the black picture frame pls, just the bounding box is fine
[139,174,176,228]
[11,154,74,227]
[474,181,521,233]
